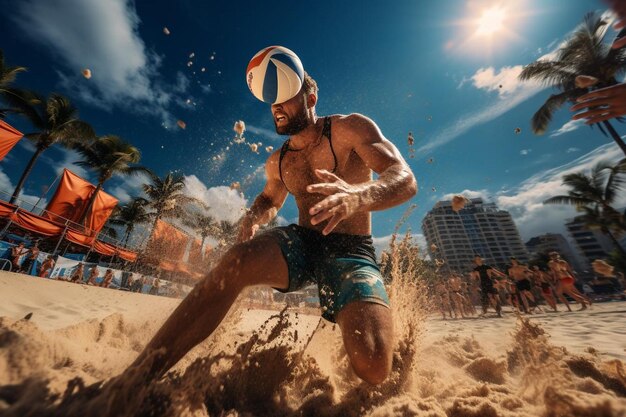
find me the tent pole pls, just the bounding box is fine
[53,224,69,255]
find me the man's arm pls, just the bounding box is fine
[308,114,417,234]
[238,152,288,242]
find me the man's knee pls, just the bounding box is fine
[349,343,393,385]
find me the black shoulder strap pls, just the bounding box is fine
[278,140,290,191]
[323,117,338,173]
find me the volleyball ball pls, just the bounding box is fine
[246,46,304,105]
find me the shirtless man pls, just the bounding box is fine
[459,277,476,316]
[127,73,417,385]
[448,274,467,318]
[38,255,54,278]
[87,265,100,285]
[507,257,538,314]
[530,265,557,311]
[471,255,507,317]
[434,279,453,320]
[10,242,26,272]
[547,251,589,311]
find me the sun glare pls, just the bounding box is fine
[476,6,506,36]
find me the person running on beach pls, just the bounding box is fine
[127,73,417,385]
[19,241,40,275]
[548,252,590,310]
[459,277,476,316]
[10,242,26,272]
[530,265,557,312]
[448,274,467,318]
[70,263,85,284]
[507,257,540,314]
[434,279,453,320]
[471,255,506,317]
[87,265,100,285]
[38,255,54,278]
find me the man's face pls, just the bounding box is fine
[474,257,483,266]
[271,92,310,135]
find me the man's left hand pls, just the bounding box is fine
[307,169,363,235]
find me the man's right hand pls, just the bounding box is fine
[237,217,259,243]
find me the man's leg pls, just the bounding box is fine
[336,302,393,385]
[130,235,289,379]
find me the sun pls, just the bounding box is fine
[476,6,506,36]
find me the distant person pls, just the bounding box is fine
[10,242,26,272]
[447,274,467,318]
[547,252,589,311]
[19,241,40,275]
[459,277,477,316]
[507,258,539,314]
[471,255,506,317]
[150,277,160,295]
[38,256,55,278]
[435,279,453,320]
[530,265,558,312]
[100,269,114,288]
[87,265,100,285]
[70,263,85,283]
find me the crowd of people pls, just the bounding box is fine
[433,252,625,320]
[5,239,176,295]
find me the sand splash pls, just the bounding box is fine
[1,234,625,416]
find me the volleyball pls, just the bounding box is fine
[246,46,305,105]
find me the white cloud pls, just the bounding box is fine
[108,171,151,203]
[550,119,585,137]
[495,143,625,241]
[12,0,191,126]
[0,167,47,211]
[418,72,544,153]
[184,175,248,223]
[441,189,489,201]
[520,149,532,156]
[471,65,532,97]
[566,147,580,153]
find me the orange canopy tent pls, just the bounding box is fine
[0,120,23,161]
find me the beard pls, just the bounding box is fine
[274,108,309,136]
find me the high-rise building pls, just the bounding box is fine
[566,216,624,269]
[422,198,528,273]
[525,233,585,275]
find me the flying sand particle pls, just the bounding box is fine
[177,120,186,129]
[163,27,170,35]
[82,69,92,79]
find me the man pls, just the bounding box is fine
[530,265,557,312]
[100,269,114,288]
[70,263,85,284]
[128,73,417,385]
[434,278,453,320]
[471,255,507,317]
[87,265,100,285]
[448,274,467,318]
[19,241,40,275]
[548,251,589,310]
[507,257,539,314]
[38,255,54,278]
[10,242,26,272]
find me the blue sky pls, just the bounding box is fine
[0,0,624,252]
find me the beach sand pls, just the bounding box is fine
[1,270,625,416]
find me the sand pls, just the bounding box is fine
[1,270,625,416]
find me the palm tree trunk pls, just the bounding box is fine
[123,226,133,248]
[603,120,626,157]
[605,229,626,258]
[79,182,103,228]
[9,146,45,204]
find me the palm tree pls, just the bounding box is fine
[0,50,32,119]
[108,197,151,247]
[544,159,626,257]
[74,135,144,224]
[183,211,217,250]
[142,171,206,237]
[519,12,626,155]
[9,94,95,204]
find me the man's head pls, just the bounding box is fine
[18,243,24,248]
[510,257,518,266]
[549,251,560,260]
[532,265,539,271]
[271,72,318,135]
[474,255,483,266]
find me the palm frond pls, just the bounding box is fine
[518,61,575,85]
[543,195,596,206]
[531,91,575,134]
